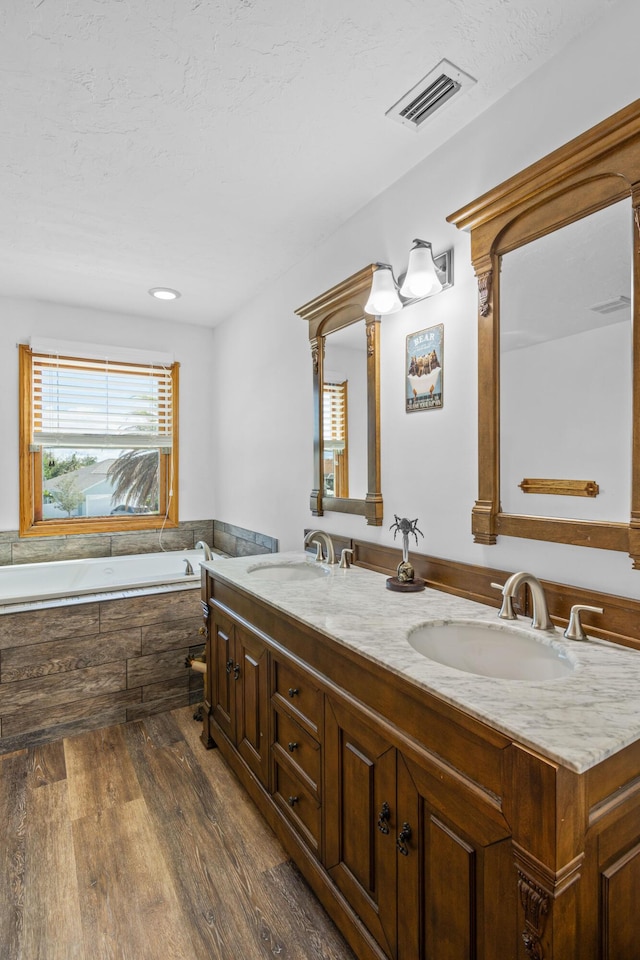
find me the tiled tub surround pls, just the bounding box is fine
[0,518,278,566]
[203,551,640,774]
[0,584,205,753]
[0,522,278,751]
[212,520,279,558]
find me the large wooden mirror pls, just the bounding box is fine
[447,99,640,566]
[296,265,383,525]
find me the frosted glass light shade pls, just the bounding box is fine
[399,242,443,299]
[364,266,402,315]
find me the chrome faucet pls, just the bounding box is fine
[303,530,336,564]
[491,571,554,631]
[195,540,213,561]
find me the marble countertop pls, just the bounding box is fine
[203,551,640,774]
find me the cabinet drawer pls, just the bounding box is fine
[272,659,322,736]
[273,708,321,796]
[273,760,321,854]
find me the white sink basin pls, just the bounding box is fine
[247,561,330,582]
[407,621,575,681]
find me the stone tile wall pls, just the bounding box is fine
[0,587,205,753]
[0,519,216,566]
[0,518,279,565]
[213,520,278,557]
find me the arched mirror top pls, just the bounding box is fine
[447,98,640,567]
[296,265,383,526]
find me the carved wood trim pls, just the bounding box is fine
[310,337,321,376]
[517,872,549,960]
[478,269,492,317]
[366,322,375,357]
[513,844,584,960]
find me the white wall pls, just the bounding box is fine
[501,322,631,523]
[211,0,640,598]
[0,297,216,530]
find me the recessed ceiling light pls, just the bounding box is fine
[149,287,181,300]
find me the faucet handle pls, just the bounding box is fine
[490,582,517,620]
[311,539,324,562]
[563,604,604,641]
[339,548,354,569]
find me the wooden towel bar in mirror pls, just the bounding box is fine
[296,265,383,525]
[447,99,640,567]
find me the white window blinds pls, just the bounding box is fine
[31,352,174,449]
[323,381,347,442]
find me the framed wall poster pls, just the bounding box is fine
[406,323,444,412]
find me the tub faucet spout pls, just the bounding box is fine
[195,540,213,561]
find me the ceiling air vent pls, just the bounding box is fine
[589,295,631,315]
[386,59,476,131]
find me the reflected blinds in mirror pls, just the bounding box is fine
[323,381,349,498]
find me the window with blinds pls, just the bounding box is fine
[19,345,179,536]
[31,354,174,449]
[322,380,349,499]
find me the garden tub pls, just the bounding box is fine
[0,549,204,607]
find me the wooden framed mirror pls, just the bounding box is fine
[296,265,383,525]
[447,99,640,566]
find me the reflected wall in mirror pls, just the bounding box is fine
[500,199,632,523]
[447,99,640,566]
[322,322,368,500]
[296,265,383,525]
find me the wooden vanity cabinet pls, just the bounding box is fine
[200,569,640,960]
[205,599,270,787]
[324,693,516,960]
[271,656,323,856]
[324,696,399,958]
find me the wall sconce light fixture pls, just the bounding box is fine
[364,240,453,315]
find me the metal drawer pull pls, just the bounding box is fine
[287,795,299,807]
[288,687,299,697]
[396,822,412,856]
[377,801,390,835]
[287,741,298,752]
[233,664,240,680]
[225,658,234,674]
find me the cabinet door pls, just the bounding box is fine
[210,604,235,742]
[324,697,397,960]
[235,623,270,786]
[396,752,515,960]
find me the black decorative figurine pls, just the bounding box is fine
[387,516,426,592]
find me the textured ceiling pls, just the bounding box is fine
[0,0,618,326]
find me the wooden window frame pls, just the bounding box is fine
[18,344,180,537]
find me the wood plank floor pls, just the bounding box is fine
[0,706,356,960]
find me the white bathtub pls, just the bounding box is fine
[0,550,205,606]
